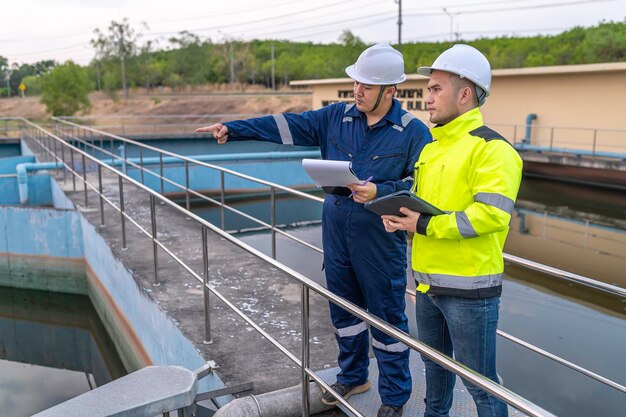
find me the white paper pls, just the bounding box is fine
[301,158,360,187]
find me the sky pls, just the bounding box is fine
[1,0,624,66]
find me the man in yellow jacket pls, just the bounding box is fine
[381,44,523,417]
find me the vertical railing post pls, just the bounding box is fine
[98,164,105,226]
[139,148,144,184]
[185,160,190,210]
[549,127,554,151]
[592,129,597,157]
[110,139,115,166]
[120,144,127,175]
[150,194,160,286]
[301,284,311,417]
[82,154,88,207]
[53,137,59,177]
[202,224,213,344]
[70,147,76,191]
[220,171,226,230]
[159,153,164,195]
[119,176,127,249]
[271,186,277,259]
[61,137,67,183]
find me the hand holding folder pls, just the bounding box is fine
[302,158,369,196]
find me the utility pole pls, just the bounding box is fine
[443,8,460,42]
[395,0,402,51]
[4,70,10,98]
[271,44,276,91]
[229,43,235,85]
[118,25,128,99]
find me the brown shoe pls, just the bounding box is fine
[321,381,372,405]
[377,404,404,417]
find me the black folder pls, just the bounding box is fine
[364,190,445,216]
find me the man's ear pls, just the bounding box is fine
[385,85,397,98]
[459,86,473,105]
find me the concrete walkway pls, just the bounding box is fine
[54,164,522,417]
[58,166,339,396]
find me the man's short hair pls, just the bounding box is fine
[450,75,478,107]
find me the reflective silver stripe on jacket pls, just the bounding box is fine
[334,321,368,338]
[342,103,355,123]
[272,114,293,145]
[401,112,416,127]
[391,112,416,132]
[456,211,478,238]
[372,339,409,353]
[416,271,504,289]
[474,192,515,215]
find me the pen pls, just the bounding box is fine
[349,176,374,198]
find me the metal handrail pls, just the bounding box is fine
[488,122,626,158]
[51,118,623,287]
[55,120,324,254]
[52,117,626,391]
[20,118,564,417]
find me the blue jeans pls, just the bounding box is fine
[415,292,507,417]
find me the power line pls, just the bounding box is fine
[1,0,622,64]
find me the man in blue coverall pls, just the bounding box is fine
[196,44,432,417]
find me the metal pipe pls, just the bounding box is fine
[70,147,76,191]
[498,330,626,393]
[185,160,190,210]
[504,253,626,297]
[150,194,160,286]
[301,284,310,417]
[271,186,276,259]
[98,164,105,226]
[202,225,212,344]
[82,154,88,207]
[592,129,597,157]
[160,153,164,194]
[220,171,226,230]
[524,113,537,144]
[119,176,126,249]
[140,148,144,184]
[15,162,63,205]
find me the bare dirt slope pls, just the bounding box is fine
[0,87,311,120]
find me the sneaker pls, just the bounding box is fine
[377,404,404,417]
[320,381,371,405]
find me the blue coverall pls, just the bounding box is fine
[224,99,432,406]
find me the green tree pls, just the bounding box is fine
[91,18,146,99]
[41,61,92,116]
[20,75,44,95]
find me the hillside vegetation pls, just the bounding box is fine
[0,20,623,116]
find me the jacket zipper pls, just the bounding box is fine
[412,166,420,193]
[371,153,404,160]
[331,139,353,158]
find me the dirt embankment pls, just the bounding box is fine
[0,86,312,120]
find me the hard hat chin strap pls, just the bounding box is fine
[371,85,387,112]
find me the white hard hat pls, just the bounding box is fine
[345,44,406,85]
[417,44,492,105]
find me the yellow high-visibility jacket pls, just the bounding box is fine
[412,107,523,298]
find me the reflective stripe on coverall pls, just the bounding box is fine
[225,99,432,406]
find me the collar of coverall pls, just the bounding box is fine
[346,97,405,127]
